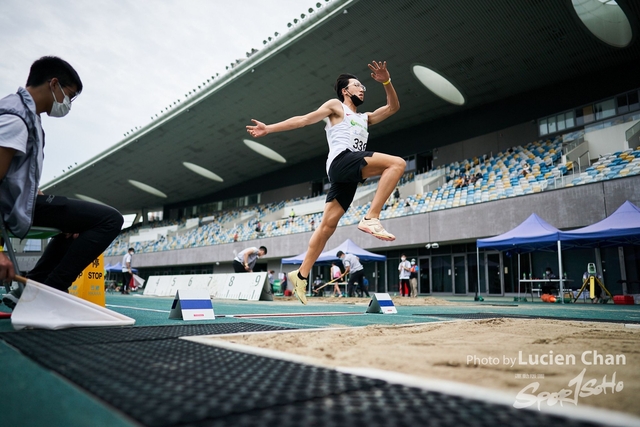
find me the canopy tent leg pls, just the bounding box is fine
[557,240,564,304]
[475,247,483,301]
[518,252,521,301]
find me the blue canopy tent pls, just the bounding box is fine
[560,201,640,294]
[281,239,386,294]
[282,238,386,264]
[476,213,566,302]
[561,201,640,247]
[105,262,138,273]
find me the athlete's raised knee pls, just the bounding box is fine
[389,156,406,172]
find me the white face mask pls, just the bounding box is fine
[401,257,406,262]
[48,82,72,118]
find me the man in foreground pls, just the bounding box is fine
[0,56,123,309]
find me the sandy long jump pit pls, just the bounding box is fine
[205,297,640,419]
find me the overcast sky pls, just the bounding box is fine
[1,0,307,184]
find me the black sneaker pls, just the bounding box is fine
[2,288,22,310]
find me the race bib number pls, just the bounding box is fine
[350,121,369,151]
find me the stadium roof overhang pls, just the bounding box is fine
[42,0,640,213]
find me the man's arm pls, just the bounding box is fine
[0,147,16,181]
[243,249,257,271]
[366,61,400,126]
[246,99,342,138]
[0,147,17,281]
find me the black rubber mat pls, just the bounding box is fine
[189,384,604,427]
[0,322,621,427]
[11,338,383,427]
[0,322,292,354]
[413,313,640,324]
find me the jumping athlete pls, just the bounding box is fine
[246,61,403,304]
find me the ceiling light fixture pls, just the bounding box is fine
[128,180,167,198]
[572,0,632,47]
[243,139,287,163]
[183,162,224,182]
[412,65,465,105]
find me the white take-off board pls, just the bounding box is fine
[144,272,273,301]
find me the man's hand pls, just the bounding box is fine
[0,252,15,283]
[368,60,390,83]
[246,119,268,138]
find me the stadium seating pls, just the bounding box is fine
[105,137,638,256]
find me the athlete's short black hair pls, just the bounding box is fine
[259,246,268,255]
[336,251,345,258]
[335,73,358,102]
[26,56,83,94]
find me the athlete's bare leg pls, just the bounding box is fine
[299,199,345,278]
[361,152,406,219]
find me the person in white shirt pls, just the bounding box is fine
[398,254,411,297]
[330,261,343,297]
[247,61,403,305]
[121,248,134,294]
[233,246,267,272]
[337,251,364,298]
[0,56,123,310]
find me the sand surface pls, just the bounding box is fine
[221,301,640,416]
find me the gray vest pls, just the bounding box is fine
[0,88,42,238]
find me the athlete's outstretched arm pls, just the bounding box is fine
[246,99,341,138]
[366,61,400,126]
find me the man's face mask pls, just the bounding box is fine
[348,93,364,107]
[48,82,72,118]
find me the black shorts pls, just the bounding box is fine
[326,150,373,211]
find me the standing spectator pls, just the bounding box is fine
[310,217,315,231]
[398,254,411,297]
[337,251,364,298]
[330,261,343,297]
[121,248,134,295]
[289,208,296,224]
[233,246,267,273]
[359,275,370,297]
[268,270,275,294]
[233,231,238,242]
[393,187,401,203]
[409,259,419,298]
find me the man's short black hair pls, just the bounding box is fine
[26,56,83,94]
[336,251,344,258]
[335,73,358,102]
[128,247,135,253]
[259,246,268,255]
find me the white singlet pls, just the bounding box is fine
[325,103,369,175]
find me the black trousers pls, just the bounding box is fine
[26,195,123,292]
[121,271,132,293]
[347,270,364,297]
[233,260,247,273]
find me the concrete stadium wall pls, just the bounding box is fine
[105,175,640,269]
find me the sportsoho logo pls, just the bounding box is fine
[467,350,626,410]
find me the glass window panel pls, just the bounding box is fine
[565,111,575,128]
[617,94,629,114]
[595,99,616,120]
[548,116,557,133]
[557,113,566,131]
[629,90,639,111]
[575,108,584,126]
[539,118,548,135]
[583,105,594,124]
